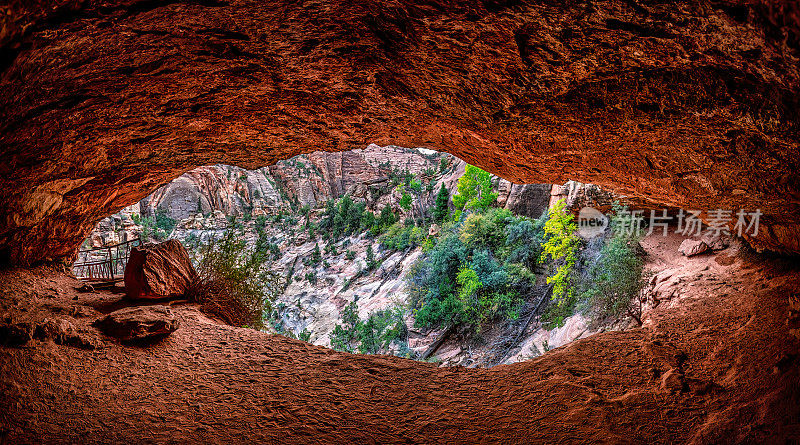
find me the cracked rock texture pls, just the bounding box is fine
[1,0,799,264]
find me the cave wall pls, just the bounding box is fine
[1,0,799,264]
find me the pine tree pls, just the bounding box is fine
[378,203,396,230]
[312,242,321,264]
[433,183,450,223]
[366,244,376,270]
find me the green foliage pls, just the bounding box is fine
[252,228,281,262]
[189,230,282,329]
[133,210,177,241]
[255,214,267,227]
[311,243,321,264]
[582,204,649,324]
[399,191,413,211]
[452,165,497,213]
[377,203,397,231]
[365,244,378,270]
[320,196,379,238]
[345,250,356,260]
[409,204,541,332]
[305,272,318,284]
[539,199,581,308]
[379,222,425,251]
[330,301,408,355]
[459,209,511,251]
[408,178,423,193]
[433,183,450,223]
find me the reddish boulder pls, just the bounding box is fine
[93,305,178,341]
[678,239,710,257]
[124,240,198,300]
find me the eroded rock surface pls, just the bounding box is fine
[1,0,799,264]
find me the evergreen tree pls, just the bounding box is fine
[433,183,450,223]
[366,244,376,269]
[312,242,321,264]
[378,203,396,230]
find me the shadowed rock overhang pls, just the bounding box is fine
[0,0,799,265]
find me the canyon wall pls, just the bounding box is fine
[1,0,799,264]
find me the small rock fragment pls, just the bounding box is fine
[660,368,686,392]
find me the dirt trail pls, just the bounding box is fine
[1,234,799,444]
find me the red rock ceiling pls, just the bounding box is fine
[1,0,799,265]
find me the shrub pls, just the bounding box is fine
[305,272,318,284]
[154,210,178,235]
[366,244,378,270]
[399,191,413,211]
[188,231,281,329]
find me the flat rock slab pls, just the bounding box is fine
[93,305,178,342]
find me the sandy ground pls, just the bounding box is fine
[1,233,799,444]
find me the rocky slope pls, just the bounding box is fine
[1,0,799,265]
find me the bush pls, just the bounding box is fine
[305,272,318,284]
[188,231,282,329]
[410,209,532,331]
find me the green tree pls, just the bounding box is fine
[433,183,450,223]
[583,203,649,325]
[366,244,376,269]
[539,199,581,307]
[312,243,321,264]
[399,191,413,211]
[377,203,396,230]
[453,165,497,213]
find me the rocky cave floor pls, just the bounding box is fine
[1,234,799,444]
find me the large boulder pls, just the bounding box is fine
[678,239,711,257]
[124,240,198,300]
[93,305,178,341]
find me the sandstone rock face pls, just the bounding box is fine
[1,1,799,264]
[678,239,711,257]
[93,305,178,341]
[139,145,444,220]
[124,240,198,300]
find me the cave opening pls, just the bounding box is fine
[68,144,778,369]
[2,0,800,441]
